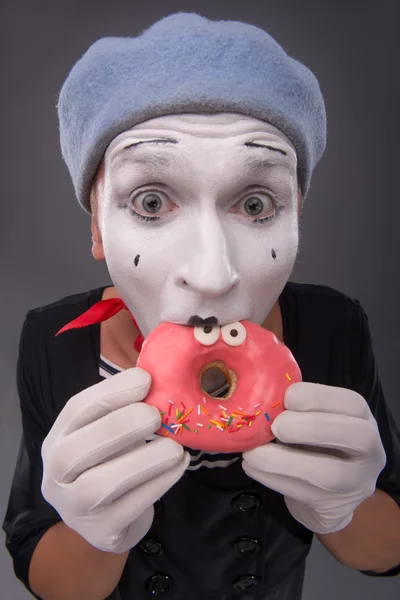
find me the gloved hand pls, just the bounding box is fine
[41,367,190,553]
[242,382,387,534]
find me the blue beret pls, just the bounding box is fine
[58,12,327,214]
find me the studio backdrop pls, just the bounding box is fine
[1,1,399,599]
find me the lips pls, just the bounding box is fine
[187,315,219,327]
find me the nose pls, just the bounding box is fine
[175,212,239,298]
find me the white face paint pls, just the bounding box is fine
[99,113,299,338]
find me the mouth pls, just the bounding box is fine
[187,315,219,327]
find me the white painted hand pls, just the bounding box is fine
[242,382,387,534]
[41,368,190,553]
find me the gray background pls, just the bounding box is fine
[1,0,399,598]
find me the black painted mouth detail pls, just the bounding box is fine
[187,315,219,327]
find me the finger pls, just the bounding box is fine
[54,402,161,483]
[284,382,370,420]
[58,368,152,436]
[271,410,375,458]
[65,436,186,511]
[104,450,191,531]
[242,441,357,493]
[242,461,320,505]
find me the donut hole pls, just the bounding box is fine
[200,361,237,399]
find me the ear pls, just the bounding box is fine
[297,186,304,218]
[91,213,105,261]
[90,162,105,261]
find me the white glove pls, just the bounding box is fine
[242,382,387,534]
[41,367,190,553]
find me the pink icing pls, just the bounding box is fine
[137,320,302,452]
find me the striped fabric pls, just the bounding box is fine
[99,355,241,470]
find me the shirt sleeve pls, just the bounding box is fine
[2,314,62,598]
[348,300,400,577]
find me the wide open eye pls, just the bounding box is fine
[194,325,220,346]
[221,322,246,346]
[131,190,175,217]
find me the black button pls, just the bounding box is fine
[154,499,162,515]
[138,538,165,556]
[145,574,172,594]
[232,575,259,591]
[231,493,262,512]
[233,536,261,553]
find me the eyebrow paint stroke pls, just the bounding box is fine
[244,141,288,156]
[111,139,182,171]
[123,138,179,151]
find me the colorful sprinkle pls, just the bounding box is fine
[286,373,292,381]
[168,400,174,404]
[219,404,227,411]
[196,422,204,427]
[195,429,199,434]
[200,405,210,416]
[254,403,261,408]
[208,424,212,429]
[228,425,242,433]
[182,423,191,432]
[177,408,193,423]
[162,423,176,434]
[198,404,201,415]
[216,425,224,432]
[255,411,261,416]
[272,402,280,408]
[265,412,271,421]
[227,416,233,426]
[210,419,224,427]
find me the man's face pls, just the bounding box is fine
[95,113,300,338]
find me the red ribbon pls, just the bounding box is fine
[55,297,144,352]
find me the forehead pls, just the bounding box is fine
[105,112,297,163]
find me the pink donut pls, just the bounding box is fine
[137,320,302,453]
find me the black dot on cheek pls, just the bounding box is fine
[134,254,140,267]
[271,249,277,259]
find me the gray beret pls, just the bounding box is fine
[58,12,327,214]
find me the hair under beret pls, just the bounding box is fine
[58,12,327,214]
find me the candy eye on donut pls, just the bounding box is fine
[221,322,247,346]
[194,325,220,346]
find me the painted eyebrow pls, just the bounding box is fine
[111,139,181,170]
[242,142,291,175]
[244,141,287,156]
[112,138,291,173]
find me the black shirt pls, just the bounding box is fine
[2,281,400,600]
